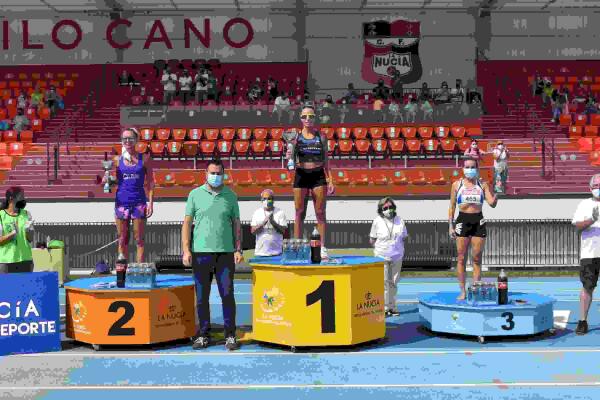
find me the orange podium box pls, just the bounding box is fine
[64,275,196,350]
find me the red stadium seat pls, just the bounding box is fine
[268,140,284,157]
[237,128,252,140]
[154,170,175,186]
[251,140,267,157]
[405,139,422,154]
[188,128,202,140]
[401,127,417,139]
[418,126,433,139]
[19,130,33,143]
[585,125,599,137]
[428,169,448,185]
[172,128,186,141]
[156,128,170,141]
[140,128,154,141]
[7,142,24,156]
[204,128,219,141]
[0,143,7,156]
[254,170,272,186]
[385,126,400,139]
[0,109,6,119]
[233,170,253,186]
[270,128,283,140]
[327,139,336,156]
[391,170,408,185]
[591,114,600,126]
[352,127,368,139]
[423,139,439,154]
[337,139,354,156]
[31,119,42,131]
[409,170,429,186]
[577,137,594,152]
[559,114,572,126]
[272,170,292,186]
[216,140,233,157]
[355,139,371,156]
[574,114,587,126]
[370,127,385,139]
[131,96,142,106]
[220,128,235,140]
[234,140,250,158]
[25,107,36,119]
[466,127,483,137]
[0,156,13,170]
[457,138,472,151]
[175,170,197,186]
[200,141,216,157]
[435,126,450,138]
[337,127,351,139]
[348,169,369,185]
[389,139,405,156]
[150,141,165,156]
[452,126,468,139]
[320,127,335,139]
[332,170,350,185]
[440,138,456,153]
[135,142,149,154]
[3,130,17,142]
[372,170,389,185]
[569,126,583,137]
[182,141,199,157]
[254,128,268,140]
[166,141,182,156]
[372,139,388,157]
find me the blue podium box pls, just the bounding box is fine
[0,272,61,356]
[419,292,555,342]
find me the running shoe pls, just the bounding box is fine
[576,320,588,335]
[192,336,210,349]
[225,336,239,351]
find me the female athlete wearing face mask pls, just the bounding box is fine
[369,197,408,316]
[0,186,35,274]
[448,158,498,300]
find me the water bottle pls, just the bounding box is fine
[116,257,127,288]
[287,143,295,170]
[467,285,473,303]
[310,227,321,264]
[291,239,298,263]
[282,239,288,264]
[302,239,310,263]
[150,263,157,288]
[498,269,508,305]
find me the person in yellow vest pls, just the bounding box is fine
[0,186,34,273]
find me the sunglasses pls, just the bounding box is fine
[382,206,396,211]
[122,137,136,143]
[300,114,316,120]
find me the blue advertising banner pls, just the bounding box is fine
[0,272,61,356]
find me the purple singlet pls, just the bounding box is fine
[116,155,147,207]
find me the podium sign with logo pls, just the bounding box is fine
[0,272,60,356]
[250,256,385,347]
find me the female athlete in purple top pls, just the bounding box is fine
[103,128,155,262]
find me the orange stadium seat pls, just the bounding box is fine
[353,127,368,139]
[1,89,10,100]
[156,128,170,141]
[409,170,429,186]
[188,128,202,140]
[337,127,350,139]
[237,128,252,140]
[332,170,350,185]
[554,76,566,84]
[389,139,405,156]
[370,127,384,139]
[217,140,233,157]
[254,170,272,186]
[574,114,587,126]
[7,107,17,119]
[559,114,572,126]
[585,125,599,137]
[0,109,6,119]
[402,127,417,139]
[172,128,186,141]
[150,141,165,156]
[385,127,400,139]
[406,139,422,154]
[338,139,354,156]
[423,139,439,154]
[112,144,123,155]
[223,172,234,186]
[577,137,593,152]
[154,170,175,186]
[182,141,199,157]
[19,130,33,143]
[7,142,24,156]
[64,80,74,88]
[372,170,389,185]
[254,128,268,140]
[466,127,483,137]
[220,128,235,140]
[429,169,448,185]
[21,81,32,88]
[355,139,371,156]
[25,107,36,119]
[272,170,293,186]
[136,142,149,154]
[3,130,17,142]
[200,141,216,157]
[31,119,42,131]
[31,73,40,80]
[0,156,12,170]
[234,140,250,158]
[167,141,182,156]
[140,128,154,141]
[440,138,456,153]
[569,126,583,137]
[591,114,600,126]
[349,169,369,185]
[391,170,408,185]
[320,127,335,139]
[270,128,283,140]
[435,126,449,138]
[418,126,433,139]
[175,170,197,186]
[251,140,267,157]
[204,128,219,141]
[268,140,284,157]
[327,139,336,156]
[8,81,19,89]
[0,143,7,156]
[372,139,388,157]
[457,138,472,151]
[233,170,253,186]
[0,82,5,89]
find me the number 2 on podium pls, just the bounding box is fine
[108,301,136,336]
[306,280,336,333]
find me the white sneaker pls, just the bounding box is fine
[320,247,329,259]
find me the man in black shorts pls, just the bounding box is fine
[572,173,600,335]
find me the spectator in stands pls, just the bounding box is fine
[451,79,465,103]
[573,81,589,104]
[161,67,177,118]
[178,69,193,107]
[45,86,61,117]
[585,96,598,115]
[533,74,544,97]
[339,98,350,124]
[182,159,243,351]
[267,77,279,102]
[12,109,29,135]
[320,95,336,124]
[463,139,486,160]
[103,128,155,263]
[435,81,451,104]
[388,99,402,123]
[17,91,27,111]
[542,80,554,106]
[251,189,288,257]
[572,173,600,335]
[273,92,291,123]
[118,70,135,88]
[0,186,34,274]
[370,197,408,317]
[373,95,385,122]
[391,71,404,100]
[421,99,434,121]
[448,158,498,300]
[207,71,219,102]
[247,78,264,104]
[405,97,418,123]
[286,104,335,259]
[419,82,431,102]
[343,83,359,104]
[194,68,209,104]
[30,85,43,109]
[372,79,390,100]
[492,140,509,194]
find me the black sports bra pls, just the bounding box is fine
[295,133,325,164]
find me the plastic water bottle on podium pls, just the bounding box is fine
[302,239,310,263]
[498,269,508,305]
[281,239,288,264]
[116,256,127,288]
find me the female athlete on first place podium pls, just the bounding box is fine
[286,104,335,259]
[448,157,498,300]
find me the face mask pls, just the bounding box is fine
[463,168,478,179]
[498,145,504,150]
[383,209,395,219]
[262,199,274,209]
[592,189,600,198]
[13,192,26,209]
[207,174,223,187]
[471,144,478,149]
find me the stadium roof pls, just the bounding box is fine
[0,0,599,12]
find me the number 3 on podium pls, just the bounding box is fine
[306,280,336,334]
[108,301,136,336]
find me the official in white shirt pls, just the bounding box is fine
[369,197,408,317]
[572,173,600,335]
[251,190,288,257]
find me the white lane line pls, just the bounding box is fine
[3,382,600,390]
[13,348,600,358]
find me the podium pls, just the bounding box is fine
[419,291,555,343]
[64,275,196,350]
[249,255,385,350]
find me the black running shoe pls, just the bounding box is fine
[576,320,588,335]
[192,336,210,349]
[225,336,239,351]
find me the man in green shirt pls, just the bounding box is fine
[182,159,243,351]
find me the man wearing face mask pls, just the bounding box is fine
[572,174,600,335]
[182,159,243,351]
[369,197,408,317]
[492,141,510,193]
[0,187,34,274]
[250,189,288,257]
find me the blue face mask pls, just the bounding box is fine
[207,174,223,187]
[463,168,478,179]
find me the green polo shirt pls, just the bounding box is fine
[185,184,240,253]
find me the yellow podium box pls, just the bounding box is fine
[250,255,385,347]
[64,275,196,348]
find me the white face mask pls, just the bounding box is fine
[592,189,600,198]
[383,209,395,219]
[498,145,504,150]
[262,199,273,209]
